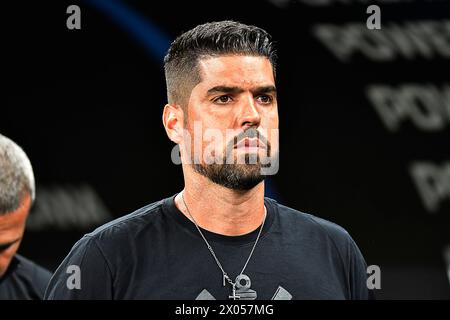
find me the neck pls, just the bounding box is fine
[174,168,266,236]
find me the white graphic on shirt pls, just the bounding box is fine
[196,285,292,300]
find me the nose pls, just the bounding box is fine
[239,94,261,129]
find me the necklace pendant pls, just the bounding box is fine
[233,274,257,300]
[228,284,240,300]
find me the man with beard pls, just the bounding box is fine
[45,21,373,300]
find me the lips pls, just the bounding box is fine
[234,138,266,149]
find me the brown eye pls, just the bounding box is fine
[214,95,232,104]
[257,95,273,104]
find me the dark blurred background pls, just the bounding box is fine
[2,0,449,299]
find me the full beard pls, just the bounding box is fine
[193,154,267,191]
[190,127,275,190]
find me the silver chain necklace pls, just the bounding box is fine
[181,191,266,300]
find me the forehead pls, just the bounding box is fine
[0,197,30,239]
[197,55,275,89]
[0,213,26,244]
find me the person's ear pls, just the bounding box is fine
[162,103,184,144]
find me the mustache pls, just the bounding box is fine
[225,128,270,154]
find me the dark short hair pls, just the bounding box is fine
[164,20,277,108]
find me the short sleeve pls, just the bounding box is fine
[347,237,376,300]
[44,236,113,299]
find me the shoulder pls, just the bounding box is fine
[84,197,167,244]
[267,198,355,250]
[268,198,367,276]
[13,254,52,299]
[14,254,52,281]
[63,197,169,263]
[267,199,372,299]
[47,198,169,281]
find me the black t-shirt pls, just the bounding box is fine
[45,194,374,300]
[0,254,52,300]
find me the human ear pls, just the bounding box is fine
[162,104,184,144]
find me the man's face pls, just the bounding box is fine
[0,194,30,278]
[182,55,279,190]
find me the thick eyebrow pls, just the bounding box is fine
[0,238,21,252]
[207,85,277,97]
[207,86,244,96]
[254,85,277,97]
